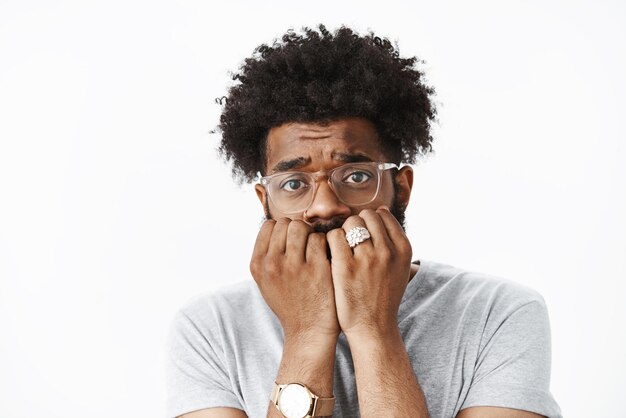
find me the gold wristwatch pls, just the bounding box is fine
[271,381,335,418]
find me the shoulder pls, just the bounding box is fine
[168,280,271,340]
[180,280,262,318]
[410,260,550,336]
[418,259,546,310]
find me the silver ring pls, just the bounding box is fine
[346,226,371,248]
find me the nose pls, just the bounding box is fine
[304,179,352,223]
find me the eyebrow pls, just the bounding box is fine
[270,157,310,173]
[269,152,374,174]
[333,152,374,164]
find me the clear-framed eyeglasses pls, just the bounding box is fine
[258,162,400,215]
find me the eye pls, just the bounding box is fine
[343,170,372,184]
[279,177,310,192]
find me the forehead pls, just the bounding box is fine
[265,118,386,173]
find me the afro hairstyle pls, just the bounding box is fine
[215,24,437,184]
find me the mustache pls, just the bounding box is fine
[312,218,346,234]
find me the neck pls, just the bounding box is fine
[408,261,420,283]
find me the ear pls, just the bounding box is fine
[254,183,272,219]
[394,166,414,210]
[255,184,267,207]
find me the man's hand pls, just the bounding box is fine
[327,206,413,338]
[250,218,340,341]
[326,206,428,417]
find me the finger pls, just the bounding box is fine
[306,232,328,263]
[252,219,276,260]
[376,206,409,248]
[358,208,393,249]
[286,220,312,262]
[326,227,352,262]
[251,219,276,281]
[341,214,373,253]
[268,217,290,255]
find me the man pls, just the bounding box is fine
[166,25,562,418]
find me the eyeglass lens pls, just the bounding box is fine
[267,163,380,212]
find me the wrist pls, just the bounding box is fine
[277,333,337,400]
[284,328,339,347]
[282,329,338,372]
[344,324,402,347]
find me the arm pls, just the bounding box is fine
[327,207,429,417]
[266,332,337,417]
[457,407,546,418]
[328,208,561,417]
[341,302,551,418]
[165,310,247,418]
[251,219,340,417]
[178,408,247,418]
[176,329,337,418]
[347,328,429,417]
[172,220,338,418]
[457,298,561,417]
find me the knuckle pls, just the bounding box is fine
[405,243,413,259]
[249,259,259,277]
[276,217,291,225]
[398,237,412,253]
[378,248,392,262]
[327,228,344,238]
[359,208,375,218]
[289,219,310,233]
[264,258,281,275]
[263,218,276,226]
[362,252,376,267]
[260,219,276,231]
[309,232,325,244]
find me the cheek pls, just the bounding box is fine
[349,177,394,215]
[268,201,305,222]
[375,175,396,205]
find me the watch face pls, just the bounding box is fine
[278,383,312,418]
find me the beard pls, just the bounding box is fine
[263,181,407,258]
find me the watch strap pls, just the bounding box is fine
[310,394,335,416]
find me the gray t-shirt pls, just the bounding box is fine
[166,259,562,418]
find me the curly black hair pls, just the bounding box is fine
[215,24,437,184]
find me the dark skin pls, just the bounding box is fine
[253,118,418,334]
[177,117,545,417]
[252,117,427,417]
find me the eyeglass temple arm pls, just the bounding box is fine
[379,163,401,170]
